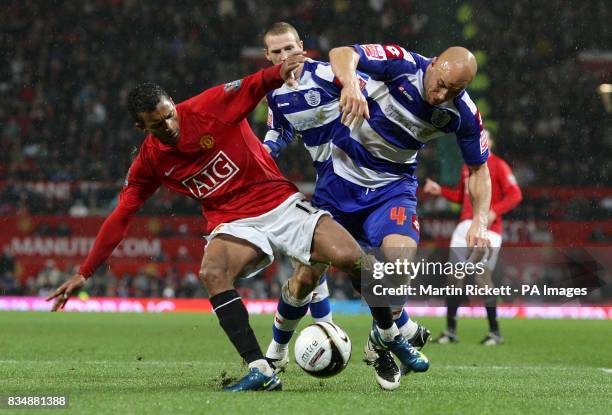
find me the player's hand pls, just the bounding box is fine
[339,78,369,127]
[423,178,441,196]
[45,274,87,311]
[280,53,307,87]
[466,220,491,263]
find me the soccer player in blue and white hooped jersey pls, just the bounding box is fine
[262,23,491,390]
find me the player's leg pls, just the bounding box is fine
[364,198,431,380]
[266,262,325,371]
[380,233,430,348]
[435,220,470,344]
[310,273,333,323]
[476,268,503,345]
[199,233,281,391]
[309,215,429,374]
[475,231,503,345]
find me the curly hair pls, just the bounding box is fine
[127,82,170,123]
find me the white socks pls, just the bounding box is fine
[377,323,401,341]
[249,359,274,377]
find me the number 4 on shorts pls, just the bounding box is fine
[390,207,407,225]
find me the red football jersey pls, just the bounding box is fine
[440,153,522,235]
[79,65,297,277]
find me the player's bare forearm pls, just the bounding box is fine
[468,163,491,231]
[330,47,369,124]
[329,47,360,86]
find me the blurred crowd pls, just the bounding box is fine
[1,0,609,214]
[2,246,607,303]
[0,248,360,301]
[469,0,610,187]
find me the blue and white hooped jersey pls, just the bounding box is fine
[263,48,487,211]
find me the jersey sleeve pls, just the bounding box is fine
[455,92,489,166]
[352,44,417,81]
[78,150,161,278]
[188,64,285,125]
[490,158,523,216]
[262,96,296,158]
[118,149,162,211]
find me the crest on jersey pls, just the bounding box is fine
[431,109,451,128]
[304,89,321,107]
[224,79,242,93]
[199,134,215,150]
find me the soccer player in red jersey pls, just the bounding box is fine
[46,55,428,391]
[423,130,522,345]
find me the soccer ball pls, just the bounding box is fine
[294,322,351,378]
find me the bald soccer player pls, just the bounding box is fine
[263,36,491,390]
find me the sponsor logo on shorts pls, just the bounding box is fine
[412,215,420,233]
[182,151,239,199]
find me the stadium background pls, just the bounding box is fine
[0,0,610,315]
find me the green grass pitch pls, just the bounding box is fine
[1,311,610,414]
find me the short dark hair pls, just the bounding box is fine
[127,82,170,124]
[263,22,300,49]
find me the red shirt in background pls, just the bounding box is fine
[440,152,522,235]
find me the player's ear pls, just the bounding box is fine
[431,56,438,66]
[264,48,272,62]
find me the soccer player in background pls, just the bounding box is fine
[46,56,429,392]
[423,131,522,345]
[262,22,491,390]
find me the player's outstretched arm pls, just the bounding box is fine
[466,163,492,258]
[217,54,306,125]
[329,47,369,126]
[45,206,137,311]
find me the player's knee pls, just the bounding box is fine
[199,264,230,290]
[294,272,319,294]
[334,247,364,272]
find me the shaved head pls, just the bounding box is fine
[437,46,478,85]
[423,46,478,105]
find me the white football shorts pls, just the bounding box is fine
[449,219,502,270]
[205,193,331,278]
